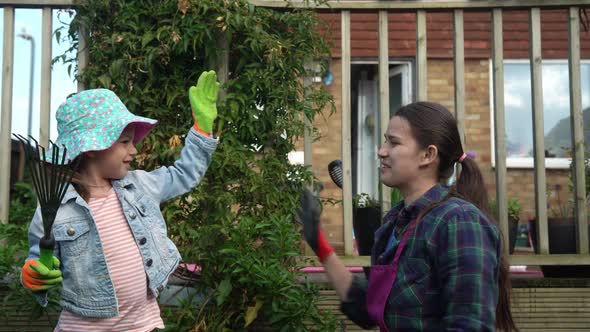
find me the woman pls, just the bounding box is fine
[299,102,517,331]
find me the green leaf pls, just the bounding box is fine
[141,31,154,48]
[216,278,232,306]
[218,248,240,254]
[97,74,111,88]
[244,297,264,327]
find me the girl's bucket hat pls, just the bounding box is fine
[49,88,157,162]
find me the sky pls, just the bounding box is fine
[1,8,77,142]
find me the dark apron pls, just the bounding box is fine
[366,219,417,332]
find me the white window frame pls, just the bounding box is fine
[489,59,590,169]
[388,63,412,108]
[351,59,412,201]
[351,59,413,105]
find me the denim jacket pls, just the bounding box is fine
[24,128,217,318]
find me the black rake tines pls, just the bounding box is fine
[13,134,81,237]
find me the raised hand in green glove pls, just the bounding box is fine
[21,256,62,292]
[189,70,220,136]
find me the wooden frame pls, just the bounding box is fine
[304,254,590,266]
[568,7,589,255]
[529,8,549,255]
[453,9,465,149]
[0,0,73,7]
[40,7,52,147]
[77,25,88,92]
[416,10,427,101]
[1,0,590,266]
[250,0,590,9]
[341,11,354,255]
[492,8,510,255]
[378,10,391,216]
[0,7,15,224]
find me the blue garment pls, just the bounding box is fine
[24,128,217,318]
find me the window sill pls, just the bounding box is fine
[492,157,572,170]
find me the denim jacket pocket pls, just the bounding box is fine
[53,221,91,256]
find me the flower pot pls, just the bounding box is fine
[352,206,382,256]
[508,217,519,254]
[528,217,590,277]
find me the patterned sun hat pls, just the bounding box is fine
[48,89,157,162]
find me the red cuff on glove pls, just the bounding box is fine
[316,229,335,263]
[193,121,211,137]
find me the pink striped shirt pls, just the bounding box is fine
[55,189,164,332]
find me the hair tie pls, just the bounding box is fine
[458,151,476,163]
[447,151,476,186]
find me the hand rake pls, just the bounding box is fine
[13,134,81,270]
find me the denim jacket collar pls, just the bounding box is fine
[60,177,136,206]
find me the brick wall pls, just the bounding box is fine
[319,9,590,59]
[312,60,345,253]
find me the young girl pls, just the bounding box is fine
[20,71,220,332]
[299,102,517,331]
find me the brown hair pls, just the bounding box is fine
[395,102,517,332]
[69,154,91,202]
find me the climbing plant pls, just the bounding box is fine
[57,0,335,330]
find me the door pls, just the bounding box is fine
[354,63,411,203]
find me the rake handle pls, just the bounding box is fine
[39,237,55,270]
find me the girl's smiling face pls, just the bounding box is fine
[87,125,137,180]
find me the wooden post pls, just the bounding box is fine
[303,60,314,256]
[77,25,88,92]
[378,10,391,217]
[40,7,53,147]
[453,9,466,149]
[0,7,15,225]
[212,31,229,99]
[529,8,549,254]
[416,10,427,101]
[568,6,588,254]
[342,10,353,256]
[492,8,509,256]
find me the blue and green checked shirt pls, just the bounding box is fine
[341,184,501,331]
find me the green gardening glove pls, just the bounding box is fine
[22,257,62,292]
[189,70,220,135]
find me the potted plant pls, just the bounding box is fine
[352,193,382,256]
[528,183,590,277]
[351,188,404,256]
[489,198,521,254]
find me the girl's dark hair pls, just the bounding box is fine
[395,101,517,332]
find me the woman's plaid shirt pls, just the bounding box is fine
[341,184,501,331]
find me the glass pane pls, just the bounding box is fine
[503,62,590,159]
[389,73,402,116]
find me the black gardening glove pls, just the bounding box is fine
[297,189,334,262]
